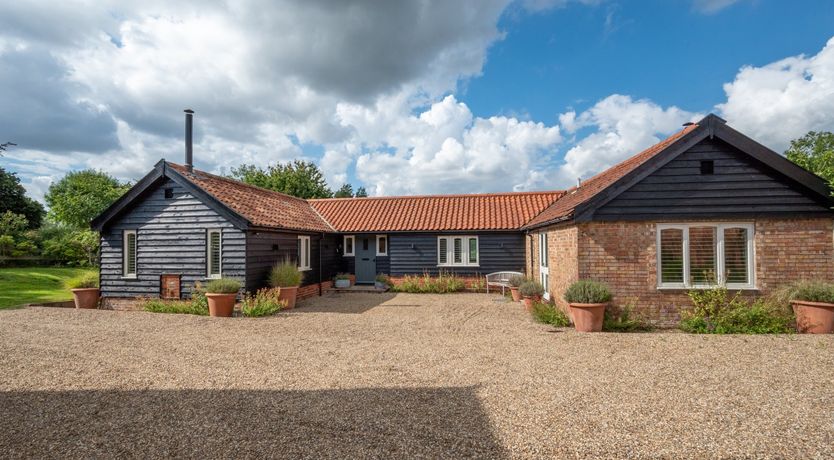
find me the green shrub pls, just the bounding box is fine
[205,278,242,294]
[241,288,284,317]
[468,276,486,292]
[391,272,465,293]
[334,273,351,281]
[64,271,99,289]
[518,279,544,297]
[680,286,793,334]
[143,283,209,315]
[564,280,612,304]
[531,301,570,327]
[603,305,652,332]
[270,261,303,287]
[779,280,834,304]
[508,274,525,288]
[375,273,391,286]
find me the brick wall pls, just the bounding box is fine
[529,226,580,313]
[573,218,834,327]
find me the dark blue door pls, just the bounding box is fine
[355,236,376,284]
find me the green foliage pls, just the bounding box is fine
[241,288,285,317]
[205,278,242,294]
[508,274,525,288]
[142,283,209,315]
[270,261,303,287]
[355,187,368,197]
[518,279,544,297]
[64,271,99,289]
[785,131,834,186]
[531,301,570,327]
[40,226,99,266]
[0,211,28,238]
[45,169,130,229]
[334,183,354,198]
[777,280,834,304]
[468,276,486,292]
[603,305,652,332]
[230,160,333,199]
[0,167,43,229]
[334,272,351,280]
[0,267,97,308]
[680,286,794,334]
[0,235,14,257]
[391,272,466,293]
[375,273,391,286]
[564,280,612,304]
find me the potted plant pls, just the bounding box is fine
[508,274,525,302]
[65,272,100,309]
[788,280,834,334]
[519,279,544,310]
[270,261,303,309]
[375,274,391,290]
[564,280,611,332]
[334,273,351,289]
[205,278,241,317]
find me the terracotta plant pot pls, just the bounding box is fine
[510,287,521,302]
[279,286,298,309]
[71,288,99,309]
[569,303,607,332]
[206,293,236,317]
[522,295,540,311]
[792,300,834,334]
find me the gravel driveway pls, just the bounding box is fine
[1,293,832,459]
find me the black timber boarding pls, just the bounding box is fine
[386,232,525,277]
[594,137,834,220]
[99,178,246,298]
[245,232,343,292]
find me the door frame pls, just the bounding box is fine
[539,232,550,300]
[354,235,377,284]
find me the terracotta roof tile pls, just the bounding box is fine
[310,191,565,232]
[167,162,334,233]
[524,123,700,229]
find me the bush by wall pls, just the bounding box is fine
[241,288,284,317]
[531,301,570,327]
[391,272,466,294]
[679,287,793,334]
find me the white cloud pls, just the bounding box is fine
[692,0,744,14]
[717,37,834,152]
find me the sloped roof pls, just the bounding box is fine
[309,191,565,232]
[523,123,700,229]
[166,162,334,233]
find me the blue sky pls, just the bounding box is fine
[1,0,833,202]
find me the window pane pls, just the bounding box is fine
[209,232,221,275]
[362,238,368,251]
[689,226,716,284]
[126,232,136,275]
[453,238,463,264]
[659,228,683,283]
[724,227,748,284]
[439,238,447,264]
[540,233,548,267]
[468,238,477,264]
[378,236,386,254]
[346,237,353,254]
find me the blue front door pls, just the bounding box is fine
[355,236,376,284]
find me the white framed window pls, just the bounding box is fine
[656,223,755,290]
[376,235,388,256]
[343,235,355,256]
[298,235,311,271]
[123,230,137,279]
[207,229,222,279]
[437,236,479,267]
[539,233,548,268]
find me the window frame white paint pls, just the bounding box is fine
[122,229,137,279]
[539,232,549,300]
[343,235,355,257]
[656,223,756,290]
[437,236,479,267]
[298,235,311,271]
[376,234,388,256]
[206,228,222,279]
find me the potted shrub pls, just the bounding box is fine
[270,261,303,309]
[375,274,391,290]
[508,274,525,302]
[788,280,834,334]
[519,279,544,310]
[564,280,612,332]
[65,272,100,309]
[205,278,241,317]
[334,273,351,289]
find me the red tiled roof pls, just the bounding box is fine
[523,123,700,229]
[167,162,334,233]
[309,191,565,232]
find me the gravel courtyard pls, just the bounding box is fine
[1,293,832,459]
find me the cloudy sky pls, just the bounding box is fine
[1,0,833,202]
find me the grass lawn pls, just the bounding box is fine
[0,267,97,309]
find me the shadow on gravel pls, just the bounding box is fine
[296,293,398,314]
[0,386,507,458]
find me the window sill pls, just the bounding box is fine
[121,276,138,280]
[344,254,355,257]
[376,254,388,257]
[657,286,758,291]
[299,267,311,272]
[437,264,480,268]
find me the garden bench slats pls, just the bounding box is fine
[485,271,523,296]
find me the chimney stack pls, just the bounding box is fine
[184,109,194,172]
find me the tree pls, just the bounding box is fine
[0,141,16,156]
[0,167,44,229]
[334,183,354,198]
[355,186,368,197]
[45,169,130,229]
[230,160,333,199]
[785,131,834,185]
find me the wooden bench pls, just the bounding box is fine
[485,271,523,296]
